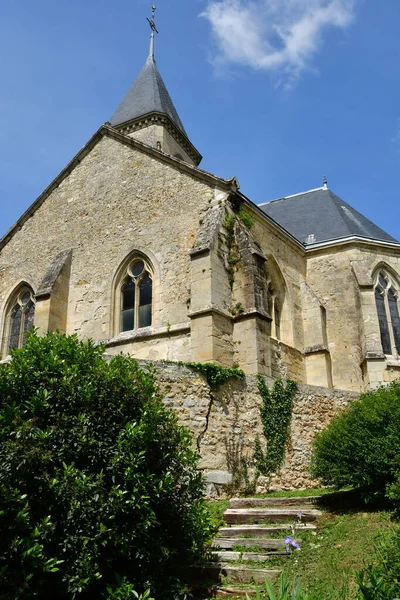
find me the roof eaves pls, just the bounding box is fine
[305,235,400,253]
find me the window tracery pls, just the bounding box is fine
[120,259,153,332]
[374,269,400,358]
[6,286,35,352]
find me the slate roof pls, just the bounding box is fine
[109,53,187,135]
[260,187,397,246]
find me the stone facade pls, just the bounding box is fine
[1,125,400,392]
[148,361,359,495]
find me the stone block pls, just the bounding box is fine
[205,471,233,485]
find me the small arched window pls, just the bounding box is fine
[7,286,35,352]
[121,259,153,332]
[374,269,400,358]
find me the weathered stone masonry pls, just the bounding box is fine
[145,361,359,495]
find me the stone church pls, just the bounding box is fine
[1,31,399,394]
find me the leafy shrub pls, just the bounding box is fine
[0,332,213,599]
[356,525,400,599]
[386,472,400,520]
[311,380,400,500]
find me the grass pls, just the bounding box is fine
[207,498,229,530]
[283,510,393,599]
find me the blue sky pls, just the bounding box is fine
[0,0,399,240]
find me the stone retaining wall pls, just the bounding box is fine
[145,361,359,496]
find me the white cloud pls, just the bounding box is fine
[201,0,356,83]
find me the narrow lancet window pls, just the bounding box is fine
[265,268,284,341]
[374,269,400,357]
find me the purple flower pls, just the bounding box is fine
[285,536,300,553]
[298,511,303,519]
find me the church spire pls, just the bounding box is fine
[109,6,202,166]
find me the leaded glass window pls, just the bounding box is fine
[374,269,400,358]
[121,259,153,332]
[7,287,35,352]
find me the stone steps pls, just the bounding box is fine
[223,507,322,524]
[218,523,316,537]
[211,551,289,562]
[202,495,323,598]
[229,496,321,508]
[190,563,281,584]
[213,537,300,550]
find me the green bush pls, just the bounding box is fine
[356,525,400,599]
[386,472,400,520]
[0,332,213,599]
[311,380,400,500]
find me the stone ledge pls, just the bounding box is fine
[190,246,211,258]
[189,305,232,320]
[365,352,386,360]
[104,323,190,348]
[304,344,329,356]
[387,360,400,368]
[233,308,271,323]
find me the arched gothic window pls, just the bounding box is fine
[374,269,400,358]
[121,259,153,332]
[7,286,35,352]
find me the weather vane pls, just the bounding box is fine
[147,5,159,34]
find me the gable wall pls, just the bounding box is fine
[0,136,215,356]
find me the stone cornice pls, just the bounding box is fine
[189,305,232,320]
[305,344,330,356]
[305,236,400,255]
[233,308,272,323]
[114,112,202,166]
[104,322,190,347]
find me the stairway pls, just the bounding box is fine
[193,495,322,598]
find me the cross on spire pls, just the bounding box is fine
[147,5,159,34]
[147,5,159,59]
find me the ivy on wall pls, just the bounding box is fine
[254,376,297,478]
[175,361,245,391]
